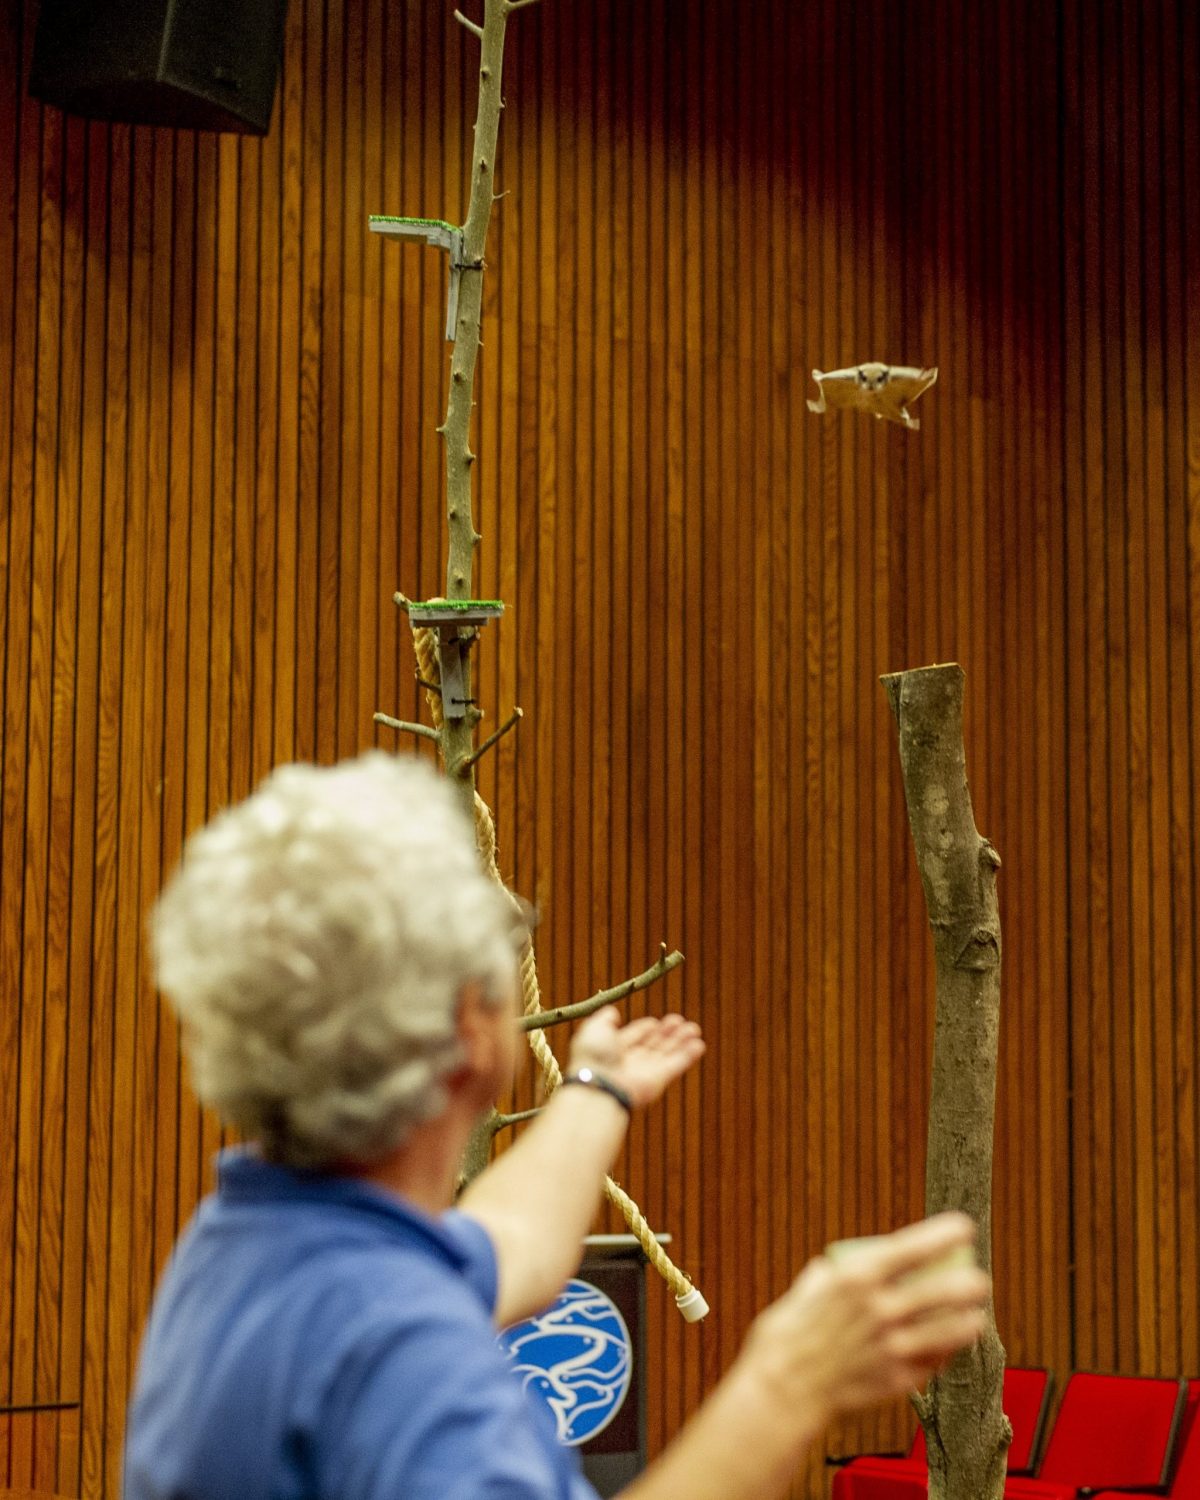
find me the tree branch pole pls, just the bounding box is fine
[492,1105,544,1133]
[373,712,440,742]
[454,706,523,776]
[414,2,704,1319]
[437,0,533,815]
[882,663,1010,1500]
[431,0,535,1174]
[521,947,685,1031]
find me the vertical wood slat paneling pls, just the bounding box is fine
[1062,0,1200,1384]
[2,11,36,1480]
[1166,0,1200,1372]
[0,12,15,1469]
[0,2,1198,1496]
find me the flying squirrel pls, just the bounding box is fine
[806,364,938,430]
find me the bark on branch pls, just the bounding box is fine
[521,946,685,1031]
[374,712,439,742]
[453,706,523,777]
[438,0,528,812]
[453,8,485,38]
[442,0,515,597]
[882,663,1011,1500]
[397,0,705,1318]
[491,1105,544,1134]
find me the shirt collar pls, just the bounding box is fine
[215,1146,474,1271]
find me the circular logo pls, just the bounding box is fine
[498,1277,633,1446]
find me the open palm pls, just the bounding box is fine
[568,1006,705,1109]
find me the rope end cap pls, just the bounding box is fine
[675,1286,709,1323]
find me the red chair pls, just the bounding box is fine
[832,1367,1052,1500]
[1003,1373,1187,1500]
[830,1457,925,1500]
[1087,1383,1200,1500]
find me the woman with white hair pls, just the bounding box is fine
[125,751,988,1500]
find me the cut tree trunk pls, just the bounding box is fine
[881,663,1011,1500]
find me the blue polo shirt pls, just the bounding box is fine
[124,1149,599,1500]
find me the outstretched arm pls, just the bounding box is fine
[458,1008,704,1326]
[620,1214,990,1500]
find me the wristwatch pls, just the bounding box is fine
[560,1067,633,1115]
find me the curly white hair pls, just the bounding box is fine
[151,752,520,1168]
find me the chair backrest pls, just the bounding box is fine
[1165,1385,1200,1495]
[1039,1373,1187,1488]
[1005,1366,1053,1472]
[905,1367,1052,1474]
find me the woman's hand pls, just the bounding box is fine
[568,1007,705,1109]
[615,1214,988,1500]
[740,1212,990,1425]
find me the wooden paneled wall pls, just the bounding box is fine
[1061,0,1200,1380]
[1,0,1197,1494]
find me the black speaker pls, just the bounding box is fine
[29,0,290,135]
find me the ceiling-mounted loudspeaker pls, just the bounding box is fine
[29,0,290,135]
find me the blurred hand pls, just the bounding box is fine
[741,1213,990,1424]
[568,1008,705,1109]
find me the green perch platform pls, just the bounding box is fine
[404,600,504,720]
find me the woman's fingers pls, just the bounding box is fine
[739,1217,992,1425]
[840,1212,979,1286]
[615,1016,667,1048]
[887,1306,990,1362]
[878,1265,992,1327]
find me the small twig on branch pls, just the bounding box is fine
[374,712,439,743]
[522,945,685,1032]
[504,0,542,10]
[415,676,443,697]
[454,8,485,38]
[453,707,523,775]
[491,1106,543,1135]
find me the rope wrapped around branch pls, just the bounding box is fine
[411,620,706,1317]
[412,623,446,733]
[472,793,703,1312]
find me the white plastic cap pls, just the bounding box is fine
[675,1286,710,1322]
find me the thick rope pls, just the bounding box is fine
[412,624,445,732]
[473,793,697,1304]
[408,620,701,1306]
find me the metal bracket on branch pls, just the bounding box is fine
[368,216,471,340]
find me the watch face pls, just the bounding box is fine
[498,1277,634,1446]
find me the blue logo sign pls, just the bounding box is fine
[498,1277,633,1446]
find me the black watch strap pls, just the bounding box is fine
[560,1067,634,1115]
